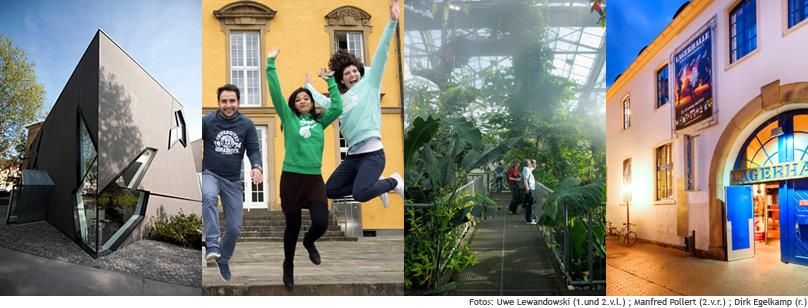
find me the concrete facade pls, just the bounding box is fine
[26,30,201,256]
[606,0,808,260]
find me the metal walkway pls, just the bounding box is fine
[450,191,601,296]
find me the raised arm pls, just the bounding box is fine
[364,10,399,91]
[319,68,343,127]
[266,47,290,120]
[304,80,332,109]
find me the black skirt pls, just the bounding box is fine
[279,171,327,214]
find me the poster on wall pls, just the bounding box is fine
[672,17,717,132]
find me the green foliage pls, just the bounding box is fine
[538,177,606,283]
[148,209,202,250]
[0,34,46,160]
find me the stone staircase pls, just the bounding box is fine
[217,209,357,242]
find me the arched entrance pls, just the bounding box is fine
[709,80,808,263]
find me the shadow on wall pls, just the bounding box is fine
[98,67,144,180]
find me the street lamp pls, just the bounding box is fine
[621,184,633,228]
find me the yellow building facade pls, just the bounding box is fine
[202,0,404,231]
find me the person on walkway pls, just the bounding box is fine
[267,47,343,290]
[494,163,504,193]
[506,158,522,215]
[202,84,263,282]
[305,0,403,208]
[522,159,537,224]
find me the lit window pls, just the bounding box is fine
[335,32,364,63]
[789,0,808,28]
[656,143,674,200]
[656,65,669,108]
[729,0,757,64]
[622,95,630,130]
[622,158,632,203]
[230,31,261,106]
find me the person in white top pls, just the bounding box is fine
[522,159,537,224]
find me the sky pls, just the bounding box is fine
[606,0,692,88]
[0,0,202,140]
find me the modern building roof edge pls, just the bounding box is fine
[96,29,186,109]
[606,0,710,103]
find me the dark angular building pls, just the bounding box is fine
[20,30,201,258]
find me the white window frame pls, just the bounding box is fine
[230,31,262,107]
[242,126,268,209]
[335,31,364,63]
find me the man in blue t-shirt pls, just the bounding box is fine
[201,84,263,281]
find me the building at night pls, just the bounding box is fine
[606,0,808,264]
[9,30,201,258]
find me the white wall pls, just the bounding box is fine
[606,0,808,250]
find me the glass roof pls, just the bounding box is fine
[402,0,605,113]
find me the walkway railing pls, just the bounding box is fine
[534,182,606,287]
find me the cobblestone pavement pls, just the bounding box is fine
[0,205,201,288]
[606,237,808,296]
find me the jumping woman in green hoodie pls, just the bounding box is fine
[266,47,343,290]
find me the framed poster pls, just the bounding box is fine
[671,16,718,133]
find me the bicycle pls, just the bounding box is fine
[617,222,638,246]
[606,221,620,239]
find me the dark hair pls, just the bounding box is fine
[281,88,321,132]
[328,49,365,93]
[217,84,240,101]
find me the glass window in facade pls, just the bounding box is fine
[729,0,757,64]
[789,0,808,28]
[231,31,261,106]
[335,32,364,63]
[656,65,669,109]
[241,125,268,207]
[169,109,187,149]
[622,158,631,203]
[623,96,630,130]
[656,143,674,200]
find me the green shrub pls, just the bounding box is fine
[148,209,202,249]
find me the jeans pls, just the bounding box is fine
[495,176,503,192]
[524,188,536,222]
[326,149,396,202]
[508,184,521,213]
[201,170,243,264]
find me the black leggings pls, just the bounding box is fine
[284,201,328,262]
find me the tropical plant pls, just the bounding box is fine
[405,115,535,293]
[537,177,606,283]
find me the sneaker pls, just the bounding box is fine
[216,261,231,281]
[529,221,537,225]
[205,247,221,262]
[379,176,389,208]
[389,172,404,198]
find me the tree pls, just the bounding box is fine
[0,34,46,159]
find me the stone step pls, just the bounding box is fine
[235,236,357,242]
[203,282,401,296]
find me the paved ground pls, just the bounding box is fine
[202,236,404,296]
[0,246,200,295]
[606,237,808,295]
[449,191,604,296]
[0,204,202,294]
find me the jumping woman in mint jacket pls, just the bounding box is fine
[304,0,404,208]
[266,47,342,290]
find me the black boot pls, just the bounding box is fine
[282,260,294,290]
[303,232,321,265]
